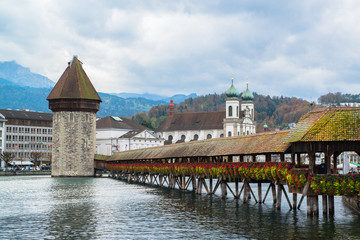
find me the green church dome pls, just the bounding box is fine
[225,78,240,98]
[241,82,254,101]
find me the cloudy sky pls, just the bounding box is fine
[1,0,360,100]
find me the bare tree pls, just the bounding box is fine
[0,152,15,170]
[30,152,43,167]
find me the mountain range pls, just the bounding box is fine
[0,61,197,117]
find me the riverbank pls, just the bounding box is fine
[0,170,50,176]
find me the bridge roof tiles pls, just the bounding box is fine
[286,107,360,142]
[108,130,291,161]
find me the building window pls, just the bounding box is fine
[228,131,232,137]
[193,134,199,140]
[181,135,186,141]
[247,130,249,135]
[237,106,239,117]
[229,106,233,117]
[207,134,212,139]
[220,134,224,138]
[168,135,173,141]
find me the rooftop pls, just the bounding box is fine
[47,56,101,102]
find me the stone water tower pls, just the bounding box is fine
[47,56,102,177]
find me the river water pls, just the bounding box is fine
[0,176,359,239]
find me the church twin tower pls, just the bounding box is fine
[224,78,256,137]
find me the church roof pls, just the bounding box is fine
[47,56,101,102]
[241,83,254,101]
[96,116,147,132]
[285,107,360,142]
[225,78,240,99]
[156,111,226,132]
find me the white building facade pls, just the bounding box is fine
[96,116,163,155]
[0,109,53,166]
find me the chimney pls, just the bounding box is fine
[169,99,174,116]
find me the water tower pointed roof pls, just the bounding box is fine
[47,56,101,101]
[225,78,240,99]
[47,56,101,113]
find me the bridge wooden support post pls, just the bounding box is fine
[322,195,328,216]
[182,176,186,191]
[243,180,248,203]
[150,174,153,185]
[258,183,262,203]
[196,178,203,194]
[209,178,213,194]
[333,152,340,174]
[313,195,319,217]
[235,179,239,199]
[328,196,335,216]
[293,193,297,210]
[291,151,296,165]
[220,178,227,199]
[271,183,277,204]
[191,176,197,191]
[276,184,282,210]
[127,174,131,183]
[296,153,301,167]
[168,174,172,188]
[307,196,313,216]
[159,175,163,187]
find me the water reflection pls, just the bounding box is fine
[0,176,360,239]
[46,178,96,239]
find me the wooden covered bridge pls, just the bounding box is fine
[98,107,360,217]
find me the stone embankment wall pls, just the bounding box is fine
[0,171,51,176]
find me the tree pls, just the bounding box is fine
[30,152,43,167]
[0,152,15,169]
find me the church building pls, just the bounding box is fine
[156,79,256,144]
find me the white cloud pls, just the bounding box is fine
[0,0,360,99]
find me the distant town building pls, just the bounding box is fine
[340,103,360,107]
[47,56,101,177]
[156,79,256,143]
[0,109,52,167]
[0,113,5,163]
[96,116,163,155]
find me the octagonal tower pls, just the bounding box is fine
[47,56,102,177]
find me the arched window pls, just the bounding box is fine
[236,106,239,117]
[228,131,232,137]
[229,106,233,117]
[168,135,173,141]
[181,135,186,141]
[207,134,212,139]
[220,134,224,138]
[193,134,199,140]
